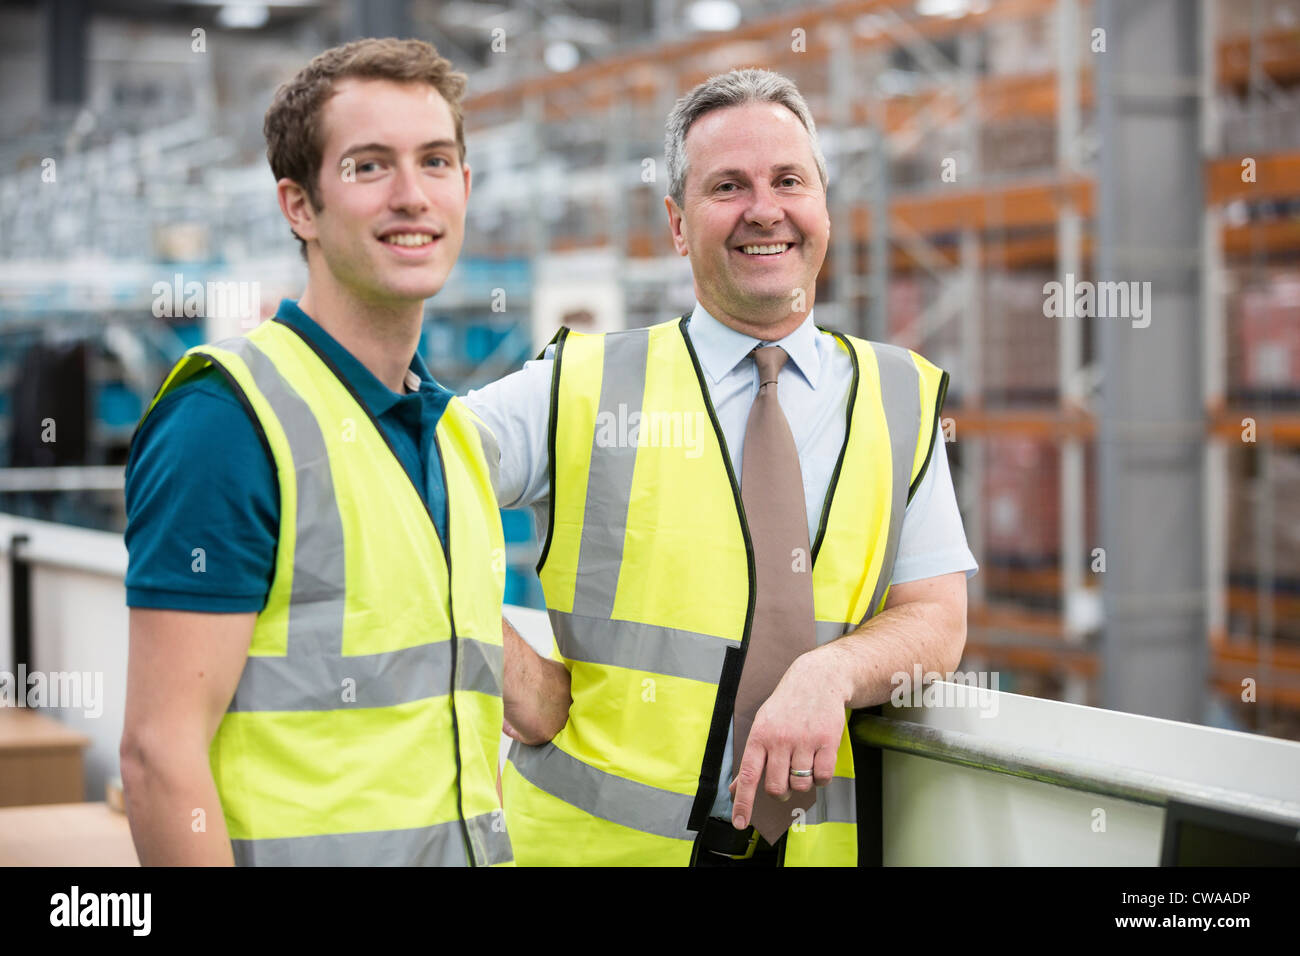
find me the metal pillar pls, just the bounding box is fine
[866,125,889,343]
[1058,0,1088,704]
[829,27,856,335]
[349,0,411,40]
[959,228,985,608]
[1096,0,1207,721]
[45,0,87,108]
[1199,0,1227,677]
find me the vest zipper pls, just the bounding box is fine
[435,436,476,867]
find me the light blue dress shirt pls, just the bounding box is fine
[465,304,978,820]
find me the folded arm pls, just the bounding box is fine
[730,570,968,830]
[502,617,571,745]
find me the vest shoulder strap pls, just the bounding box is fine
[826,329,950,500]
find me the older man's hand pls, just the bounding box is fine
[729,648,851,831]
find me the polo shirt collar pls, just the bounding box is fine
[685,302,822,389]
[273,299,443,416]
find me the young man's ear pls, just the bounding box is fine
[664,196,689,257]
[277,178,319,244]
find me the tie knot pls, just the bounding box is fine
[753,345,788,387]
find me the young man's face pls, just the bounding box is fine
[666,101,829,333]
[294,78,471,306]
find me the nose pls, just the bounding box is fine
[388,160,429,215]
[744,181,784,231]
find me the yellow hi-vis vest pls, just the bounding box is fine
[141,317,512,866]
[502,316,947,866]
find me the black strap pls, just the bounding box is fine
[698,816,756,856]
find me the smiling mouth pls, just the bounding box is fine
[379,232,439,248]
[736,242,792,256]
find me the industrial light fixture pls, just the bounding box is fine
[916,0,989,17]
[687,0,741,32]
[216,3,269,29]
[544,40,580,73]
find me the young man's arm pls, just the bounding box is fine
[120,609,254,865]
[121,368,280,865]
[502,617,570,744]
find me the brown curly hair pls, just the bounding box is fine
[263,38,468,254]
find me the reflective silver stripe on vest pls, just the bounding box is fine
[509,739,696,841]
[230,637,501,712]
[465,808,515,866]
[571,328,651,620]
[458,637,504,696]
[231,811,511,866]
[551,609,739,684]
[208,338,501,712]
[803,775,857,826]
[465,410,501,499]
[816,620,851,646]
[861,343,922,624]
[228,338,345,661]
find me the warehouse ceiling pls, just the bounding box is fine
[4,0,805,72]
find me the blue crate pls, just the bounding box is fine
[173,323,204,350]
[501,508,533,544]
[504,568,545,611]
[97,382,144,428]
[464,323,510,363]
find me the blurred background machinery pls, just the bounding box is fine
[0,0,1297,738]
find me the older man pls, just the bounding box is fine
[467,68,976,867]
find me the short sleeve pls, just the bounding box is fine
[462,349,556,510]
[890,420,979,585]
[124,368,280,611]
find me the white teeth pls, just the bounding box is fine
[383,233,434,247]
[741,243,790,255]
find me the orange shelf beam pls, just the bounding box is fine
[946,407,1096,440]
[1218,28,1300,87]
[970,603,1066,639]
[1209,410,1300,446]
[1226,588,1300,622]
[1207,151,1300,204]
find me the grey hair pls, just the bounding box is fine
[664,68,828,207]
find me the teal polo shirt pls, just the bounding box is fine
[125,298,453,612]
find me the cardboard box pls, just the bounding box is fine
[0,709,88,807]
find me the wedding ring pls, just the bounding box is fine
[789,769,814,778]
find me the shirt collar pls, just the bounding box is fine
[685,302,822,389]
[273,299,445,416]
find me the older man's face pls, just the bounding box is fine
[666,101,830,336]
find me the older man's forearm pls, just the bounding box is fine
[805,597,967,712]
[502,618,571,744]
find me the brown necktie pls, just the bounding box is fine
[732,345,817,844]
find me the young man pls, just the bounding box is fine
[467,69,975,866]
[120,38,569,866]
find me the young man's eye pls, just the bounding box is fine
[356,160,379,173]
[425,156,450,168]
